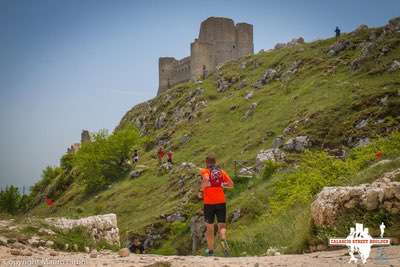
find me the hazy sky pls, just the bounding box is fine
[0,0,399,189]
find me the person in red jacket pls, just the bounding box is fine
[198,153,234,256]
[167,150,173,164]
[157,147,165,163]
[375,151,383,161]
[44,195,54,206]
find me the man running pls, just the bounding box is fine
[198,153,234,256]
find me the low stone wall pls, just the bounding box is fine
[45,213,120,246]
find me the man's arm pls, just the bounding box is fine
[222,170,234,189]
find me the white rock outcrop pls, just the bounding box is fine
[45,213,120,246]
[255,148,286,171]
[311,169,400,226]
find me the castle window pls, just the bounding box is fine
[233,45,236,48]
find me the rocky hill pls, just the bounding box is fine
[26,17,400,257]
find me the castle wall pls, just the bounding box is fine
[236,23,254,57]
[190,40,213,81]
[158,17,254,95]
[158,57,177,94]
[172,57,191,85]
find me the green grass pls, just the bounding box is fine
[29,24,400,255]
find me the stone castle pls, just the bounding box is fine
[158,17,254,95]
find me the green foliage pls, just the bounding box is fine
[73,126,142,194]
[269,132,400,214]
[0,186,33,214]
[53,226,95,251]
[261,160,280,180]
[31,166,62,197]
[0,186,21,214]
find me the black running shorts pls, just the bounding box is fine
[204,203,226,224]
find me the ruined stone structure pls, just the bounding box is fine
[158,17,253,95]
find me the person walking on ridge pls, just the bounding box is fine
[198,153,234,256]
[335,26,341,39]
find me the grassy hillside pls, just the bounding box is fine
[29,18,400,256]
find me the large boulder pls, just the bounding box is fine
[283,136,311,152]
[311,169,400,226]
[155,112,167,129]
[389,60,400,72]
[327,40,351,56]
[255,148,286,171]
[190,214,206,254]
[45,214,120,246]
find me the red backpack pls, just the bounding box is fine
[208,167,223,187]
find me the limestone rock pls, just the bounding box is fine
[255,148,286,171]
[11,242,25,249]
[274,37,304,49]
[90,249,98,258]
[244,91,253,100]
[45,240,54,248]
[243,102,257,119]
[272,135,284,149]
[327,40,351,56]
[129,169,145,179]
[118,248,130,257]
[311,169,400,226]
[27,236,40,247]
[155,112,167,129]
[231,209,241,223]
[38,228,56,236]
[389,60,400,72]
[166,212,185,223]
[355,119,368,129]
[283,136,311,152]
[45,214,120,246]
[238,166,254,176]
[190,214,206,254]
[0,236,8,246]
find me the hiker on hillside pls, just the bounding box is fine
[375,151,383,161]
[167,150,173,164]
[157,147,165,163]
[335,26,341,39]
[44,195,54,206]
[132,149,139,164]
[128,237,144,254]
[198,153,234,256]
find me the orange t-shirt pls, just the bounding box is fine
[200,168,232,205]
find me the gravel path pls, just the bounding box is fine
[1,245,399,266]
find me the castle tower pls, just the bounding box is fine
[158,57,177,95]
[158,17,253,95]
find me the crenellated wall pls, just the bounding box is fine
[157,17,253,95]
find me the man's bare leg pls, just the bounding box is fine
[218,223,227,240]
[206,223,214,251]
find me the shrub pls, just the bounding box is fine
[261,160,280,180]
[73,126,142,194]
[0,186,21,214]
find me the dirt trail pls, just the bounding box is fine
[1,245,399,267]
